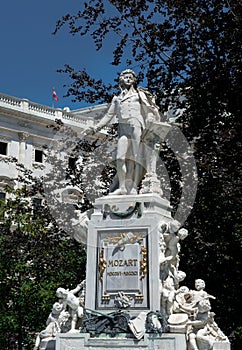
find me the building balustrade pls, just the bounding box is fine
[0,93,96,128]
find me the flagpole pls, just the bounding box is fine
[52,87,59,107]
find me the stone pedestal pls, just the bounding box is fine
[56,333,187,350]
[213,343,230,350]
[85,193,172,315]
[38,338,56,350]
[55,193,231,350]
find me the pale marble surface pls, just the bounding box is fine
[83,70,171,195]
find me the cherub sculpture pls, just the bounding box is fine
[56,280,85,332]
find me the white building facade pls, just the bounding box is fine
[0,93,107,201]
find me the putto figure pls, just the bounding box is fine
[56,281,85,332]
[84,69,161,195]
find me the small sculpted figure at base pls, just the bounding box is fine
[195,312,229,350]
[184,279,216,313]
[165,278,228,350]
[56,280,86,333]
[114,291,132,309]
[171,279,215,317]
[82,69,161,195]
[162,221,188,268]
[186,298,212,350]
[159,255,186,317]
[159,219,187,317]
[33,302,68,350]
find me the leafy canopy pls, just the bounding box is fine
[53,1,242,348]
[0,183,86,349]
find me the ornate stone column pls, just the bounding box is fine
[18,132,29,165]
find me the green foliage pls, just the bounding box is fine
[53,1,242,348]
[0,186,86,349]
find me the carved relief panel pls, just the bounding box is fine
[96,228,149,310]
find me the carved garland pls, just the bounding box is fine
[104,232,144,245]
[98,248,106,281]
[140,246,148,280]
[104,202,142,218]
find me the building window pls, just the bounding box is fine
[68,157,77,169]
[0,192,6,201]
[0,192,6,220]
[33,198,42,208]
[34,149,43,163]
[33,197,43,216]
[0,142,7,156]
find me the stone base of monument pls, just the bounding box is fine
[38,338,56,350]
[85,193,172,315]
[56,332,187,350]
[212,342,231,350]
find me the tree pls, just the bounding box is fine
[54,1,242,348]
[0,182,86,349]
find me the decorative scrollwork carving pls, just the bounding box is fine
[140,246,147,280]
[98,248,106,281]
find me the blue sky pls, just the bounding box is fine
[0,1,121,110]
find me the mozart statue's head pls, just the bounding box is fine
[119,69,137,89]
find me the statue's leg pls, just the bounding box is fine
[111,135,129,195]
[160,289,168,316]
[77,305,84,318]
[125,159,135,193]
[133,142,146,192]
[129,126,142,193]
[166,290,175,316]
[196,329,214,350]
[70,311,78,331]
[188,333,199,350]
[33,334,41,350]
[125,143,135,193]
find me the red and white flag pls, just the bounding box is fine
[52,87,59,102]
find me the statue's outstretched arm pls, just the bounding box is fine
[82,97,117,136]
